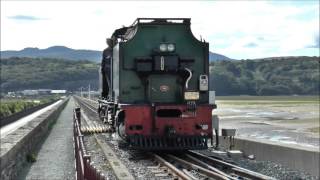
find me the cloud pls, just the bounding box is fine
[257,37,265,41]
[244,42,258,48]
[306,35,320,48]
[8,15,46,21]
[1,1,319,59]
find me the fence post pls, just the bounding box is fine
[83,157,90,179]
[74,106,108,180]
[75,107,81,126]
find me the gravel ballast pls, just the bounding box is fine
[78,97,319,180]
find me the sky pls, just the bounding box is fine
[1,1,319,59]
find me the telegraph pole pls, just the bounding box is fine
[88,84,91,100]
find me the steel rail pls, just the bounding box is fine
[184,154,236,180]
[83,97,99,105]
[75,97,97,113]
[166,154,229,180]
[188,151,275,180]
[152,154,194,180]
[181,169,198,179]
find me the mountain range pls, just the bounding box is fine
[1,46,101,62]
[0,46,232,62]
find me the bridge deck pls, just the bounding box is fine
[18,98,76,180]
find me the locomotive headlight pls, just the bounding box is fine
[167,44,175,52]
[184,91,199,100]
[159,44,167,52]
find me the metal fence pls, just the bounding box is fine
[73,107,107,180]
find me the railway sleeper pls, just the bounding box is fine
[80,125,113,134]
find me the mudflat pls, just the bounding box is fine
[214,96,319,149]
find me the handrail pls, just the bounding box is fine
[131,18,191,26]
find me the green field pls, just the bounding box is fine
[0,96,58,118]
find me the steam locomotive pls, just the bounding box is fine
[98,18,216,150]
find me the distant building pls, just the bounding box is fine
[38,89,51,95]
[51,90,67,94]
[7,92,15,96]
[22,90,39,96]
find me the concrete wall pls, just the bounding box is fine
[218,136,319,176]
[0,98,69,180]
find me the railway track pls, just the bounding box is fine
[74,96,135,180]
[150,152,274,180]
[74,96,274,180]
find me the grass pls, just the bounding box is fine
[26,153,37,162]
[48,119,57,130]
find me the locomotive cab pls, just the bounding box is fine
[100,18,215,150]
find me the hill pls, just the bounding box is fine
[1,56,318,95]
[1,46,230,62]
[1,46,102,62]
[210,56,319,95]
[0,57,99,92]
[209,52,233,61]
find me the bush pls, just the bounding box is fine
[210,57,319,95]
[258,85,291,95]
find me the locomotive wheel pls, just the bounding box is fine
[118,124,129,149]
[118,122,126,139]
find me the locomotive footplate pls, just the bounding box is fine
[126,135,208,150]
